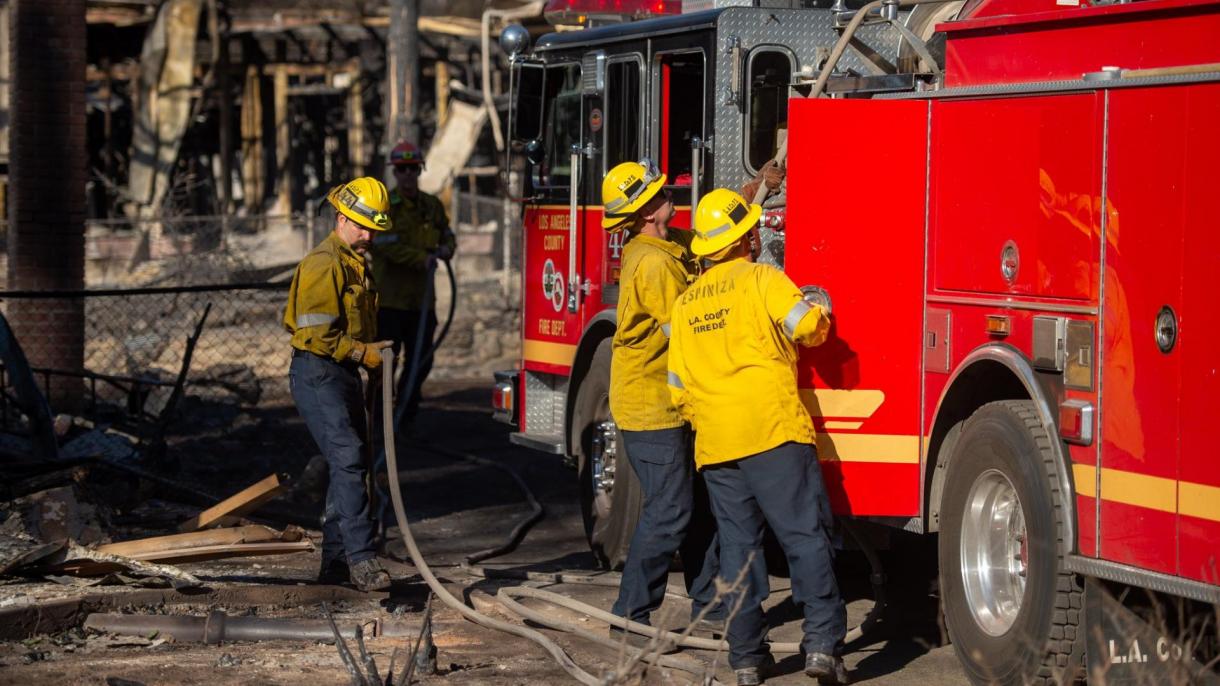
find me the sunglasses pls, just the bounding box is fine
[393,165,420,175]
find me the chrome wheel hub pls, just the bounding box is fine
[960,468,1027,636]
[590,420,618,513]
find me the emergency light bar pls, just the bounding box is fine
[543,0,681,26]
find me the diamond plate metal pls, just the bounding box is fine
[711,8,907,267]
[524,370,568,436]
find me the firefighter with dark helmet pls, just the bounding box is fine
[602,159,724,644]
[371,140,455,425]
[284,176,394,592]
[667,188,847,686]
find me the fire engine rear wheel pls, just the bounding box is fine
[572,338,642,569]
[939,400,1084,685]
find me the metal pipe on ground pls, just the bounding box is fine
[83,611,417,644]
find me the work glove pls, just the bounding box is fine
[436,243,454,261]
[741,159,786,202]
[760,159,785,191]
[351,340,394,370]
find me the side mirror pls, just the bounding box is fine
[524,139,545,166]
[511,61,545,143]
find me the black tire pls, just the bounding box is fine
[939,400,1085,686]
[571,338,642,569]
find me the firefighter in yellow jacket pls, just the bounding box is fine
[602,159,722,644]
[370,141,456,423]
[667,188,847,686]
[284,177,393,592]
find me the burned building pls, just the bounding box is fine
[79,0,538,238]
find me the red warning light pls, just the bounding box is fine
[543,0,682,26]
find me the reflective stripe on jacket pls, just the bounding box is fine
[609,231,698,431]
[370,189,454,311]
[283,232,378,361]
[667,258,830,468]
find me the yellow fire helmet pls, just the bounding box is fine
[690,188,762,257]
[601,158,666,230]
[327,176,392,231]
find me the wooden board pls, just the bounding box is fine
[56,541,314,574]
[122,541,314,564]
[177,474,284,533]
[97,525,301,558]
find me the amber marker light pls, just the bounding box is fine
[985,315,1011,337]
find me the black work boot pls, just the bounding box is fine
[805,652,850,684]
[734,654,775,686]
[317,557,349,585]
[348,558,392,592]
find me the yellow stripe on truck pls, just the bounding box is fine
[1179,481,1220,522]
[1073,464,1175,512]
[1101,467,1177,514]
[815,433,920,464]
[1071,464,1220,523]
[523,339,577,367]
[799,389,886,418]
[1072,463,1097,498]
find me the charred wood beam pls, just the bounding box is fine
[284,28,324,64]
[318,22,356,60]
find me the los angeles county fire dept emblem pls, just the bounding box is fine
[541,258,565,313]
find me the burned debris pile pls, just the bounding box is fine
[0,309,315,591]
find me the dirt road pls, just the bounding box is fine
[0,380,968,685]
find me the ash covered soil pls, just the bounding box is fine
[0,381,965,685]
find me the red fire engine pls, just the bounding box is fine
[492,0,1220,682]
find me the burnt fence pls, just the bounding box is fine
[0,282,320,460]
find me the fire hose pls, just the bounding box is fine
[378,350,888,683]
[372,255,456,531]
[380,350,718,684]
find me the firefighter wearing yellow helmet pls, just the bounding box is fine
[668,188,847,686]
[283,176,393,593]
[371,141,456,424]
[601,159,723,643]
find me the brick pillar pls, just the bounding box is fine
[6,0,87,410]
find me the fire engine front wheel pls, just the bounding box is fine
[939,400,1084,686]
[572,339,642,569]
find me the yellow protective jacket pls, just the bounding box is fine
[609,230,698,431]
[283,232,378,361]
[667,258,830,468]
[370,189,454,311]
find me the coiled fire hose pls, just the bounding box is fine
[380,350,724,684]
[379,351,888,683]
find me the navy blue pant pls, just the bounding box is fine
[290,350,377,565]
[612,426,722,625]
[377,307,437,423]
[702,442,845,669]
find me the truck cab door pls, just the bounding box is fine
[578,51,605,314]
[596,52,646,304]
[649,41,709,229]
[521,61,585,376]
